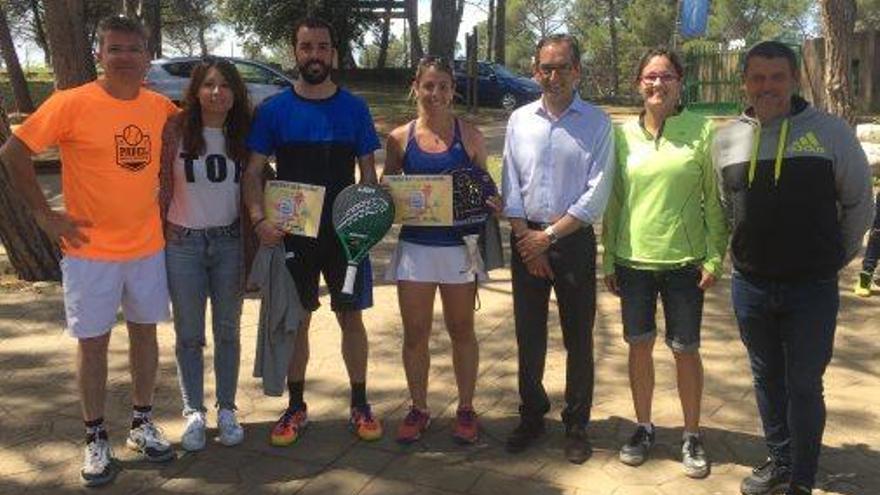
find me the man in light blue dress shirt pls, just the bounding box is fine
[501,33,615,464]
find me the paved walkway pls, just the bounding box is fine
[1,228,878,494]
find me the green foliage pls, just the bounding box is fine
[857,0,880,31]
[221,0,376,64]
[505,0,538,74]
[564,0,814,99]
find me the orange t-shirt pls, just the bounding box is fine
[14,81,178,261]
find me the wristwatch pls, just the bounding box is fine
[543,225,559,244]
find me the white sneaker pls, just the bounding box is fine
[127,420,175,462]
[217,409,244,446]
[180,411,207,451]
[81,438,117,487]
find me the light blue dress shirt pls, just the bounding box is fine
[502,94,615,225]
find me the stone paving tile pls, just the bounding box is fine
[469,470,578,495]
[2,224,879,494]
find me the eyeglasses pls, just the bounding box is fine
[640,72,679,84]
[537,63,573,77]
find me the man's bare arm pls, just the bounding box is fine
[0,136,90,247]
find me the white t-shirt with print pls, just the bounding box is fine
[167,127,241,229]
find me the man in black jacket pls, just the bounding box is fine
[713,41,874,495]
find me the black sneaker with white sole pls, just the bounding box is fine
[619,425,655,466]
[740,458,791,495]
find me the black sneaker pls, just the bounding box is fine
[682,435,710,478]
[619,425,655,466]
[505,418,545,453]
[564,424,592,464]
[741,458,791,495]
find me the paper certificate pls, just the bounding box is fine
[264,181,325,238]
[385,175,453,226]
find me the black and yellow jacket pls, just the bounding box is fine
[712,96,874,282]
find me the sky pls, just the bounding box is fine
[13,1,489,66]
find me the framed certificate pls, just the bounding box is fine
[264,180,326,238]
[384,175,453,226]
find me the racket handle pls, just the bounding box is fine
[342,264,358,295]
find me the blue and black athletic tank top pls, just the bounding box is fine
[399,119,471,246]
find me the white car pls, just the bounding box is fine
[144,56,295,107]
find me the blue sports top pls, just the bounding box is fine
[247,87,381,233]
[400,119,472,246]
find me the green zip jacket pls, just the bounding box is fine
[602,109,729,277]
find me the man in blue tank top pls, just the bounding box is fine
[242,17,384,446]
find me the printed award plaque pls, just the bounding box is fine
[264,180,326,238]
[384,175,453,226]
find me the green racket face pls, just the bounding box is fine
[332,185,395,263]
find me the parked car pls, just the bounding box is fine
[144,56,295,107]
[453,60,542,111]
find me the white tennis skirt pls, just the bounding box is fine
[385,240,489,284]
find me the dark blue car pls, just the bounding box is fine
[454,60,542,111]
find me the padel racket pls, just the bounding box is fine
[447,165,499,228]
[446,165,499,281]
[332,184,395,295]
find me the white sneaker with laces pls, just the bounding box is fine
[81,438,117,487]
[217,408,244,446]
[180,411,207,452]
[127,420,175,462]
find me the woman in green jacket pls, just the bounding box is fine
[602,48,728,478]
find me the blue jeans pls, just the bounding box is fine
[861,191,880,274]
[166,222,243,414]
[731,271,838,489]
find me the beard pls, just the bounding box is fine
[299,59,331,85]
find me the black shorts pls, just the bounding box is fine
[283,228,373,312]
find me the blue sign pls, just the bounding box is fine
[680,0,709,38]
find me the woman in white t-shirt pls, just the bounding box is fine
[159,58,252,451]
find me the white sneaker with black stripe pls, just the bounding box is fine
[81,438,117,487]
[127,421,175,462]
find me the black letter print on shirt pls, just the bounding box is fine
[180,153,240,183]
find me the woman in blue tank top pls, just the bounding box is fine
[381,56,498,445]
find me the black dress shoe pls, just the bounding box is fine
[564,425,592,464]
[505,418,546,453]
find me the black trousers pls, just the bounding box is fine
[511,225,596,427]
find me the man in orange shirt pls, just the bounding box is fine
[0,16,178,487]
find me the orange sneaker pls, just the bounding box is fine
[270,405,308,446]
[452,406,479,444]
[349,404,383,441]
[396,406,431,444]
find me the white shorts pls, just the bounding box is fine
[61,250,170,339]
[384,241,488,284]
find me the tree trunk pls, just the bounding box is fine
[407,0,423,66]
[608,0,619,96]
[44,0,97,89]
[29,0,51,66]
[429,0,458,61]
[0,102,62,281]
[198,24,208,57]
[487,0,494,61]
[377,5,392,68]
[494,0,505,64]
[821,0,856,125]
[0,3,35,113]
[146,0,162,58]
